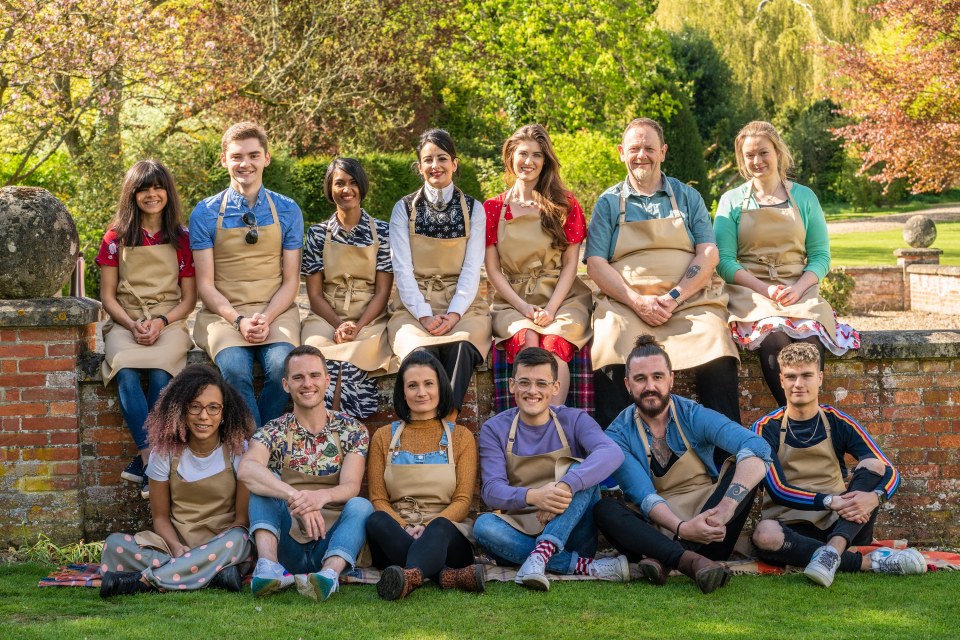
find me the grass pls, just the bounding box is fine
[830,221,960,267]
[2,562,958,639]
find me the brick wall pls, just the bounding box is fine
[907,265,960,315]
[836,266,906,312]
[2,298,959,546]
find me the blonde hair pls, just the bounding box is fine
[777,342,821,369]
[734,121,794,182]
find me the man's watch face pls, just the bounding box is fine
[669,288,680,300]
[823,495,833,508]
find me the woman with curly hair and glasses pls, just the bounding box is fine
[364,350,484,600]
[99,365,256,597]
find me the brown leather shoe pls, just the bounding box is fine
[637,557,668,586]
[377,566,423,600]
[677,551,731,594]
[438,564,485,592]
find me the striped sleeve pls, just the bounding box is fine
[752,407,828,511]
[823,406,900,500]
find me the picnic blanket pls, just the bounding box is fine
[39,542,960,587]
[491,342,594,414]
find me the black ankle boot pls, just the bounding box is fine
[209,565,243,592]
[100,571,154,598]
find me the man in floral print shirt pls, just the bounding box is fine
[239,345,374,600]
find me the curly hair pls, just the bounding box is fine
[146,365,255,457]
[776,342,821,370]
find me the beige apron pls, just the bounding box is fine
[387,187,492,361]
[761,409,845,530]
[301,216,393,375]
[592,179,737,371]
[101,242,193,384]
[492,410,581,536]
[193,191,301,359]
[279,424,347,544]
[490,192,592,349]
[724,182,838,340]
[383,421,474,542]
[634,403,734,537]
[135,446,238,552]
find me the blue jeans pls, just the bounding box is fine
[115,368,172,450]
[474,485,600,575]
[248,494,373,574]
[214,342,293,427]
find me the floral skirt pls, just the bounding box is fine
[731,313,860,356]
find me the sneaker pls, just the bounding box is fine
[251,559,294,597]
[121,456,145,483]
[871,547,928,576]
[589,554,631,582]
[209,565,243,592]
[139,476,150,500]
[804,545,841,587]
[295,570,339,601]
[100,571,153,598]
[515,552,550,591]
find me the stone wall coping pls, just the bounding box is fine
[906,264,960,277]
[894,248,943,257]
[836,265,904,273]
[0,296,100,327]
[74,329,960,383]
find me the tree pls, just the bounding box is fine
[826,0,960,192]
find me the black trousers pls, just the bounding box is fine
[593,462,757,569]
[365,512,474,580]
[593,356,742,428]
[423,342,483,411]
[757,333,826,406]
[755,467,882,573]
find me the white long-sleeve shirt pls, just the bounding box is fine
[389,183,486,319]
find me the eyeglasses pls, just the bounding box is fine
[512,379,555,391]
[241,212,259,244]
[187,402,223,416]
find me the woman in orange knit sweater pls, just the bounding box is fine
[365,350,484,600]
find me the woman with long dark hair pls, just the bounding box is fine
[484,124,591,403]
[387,129,491,414]
[100,365,256,596]
[96,160,197,498]
[365,350,484,599]
[301,158,394,418]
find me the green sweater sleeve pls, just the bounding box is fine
[793,185,831,280]
[713,186,746,283]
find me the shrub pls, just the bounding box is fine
[819,269,856,316]
[552,131,623,216]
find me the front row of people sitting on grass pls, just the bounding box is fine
[100,338,926,599]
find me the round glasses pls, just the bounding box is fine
[187,402,223,416]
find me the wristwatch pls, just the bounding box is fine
[668,288,681,302]
[822,495,834,509]
[232,315,244,331]
[874,489,887,505]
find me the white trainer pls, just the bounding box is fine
[804,545,841,587]
[871,547,928,576]
[516,553,550,591]
[588,555,631,582]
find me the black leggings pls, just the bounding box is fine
[365,512,474,580]
[755,467,882,573]
[593,462,757,569]
[593,357,742,428]
[423,342,483,411]
[758,333,826,407]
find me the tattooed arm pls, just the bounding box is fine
[655,242,720,313]
[706,457,767,527]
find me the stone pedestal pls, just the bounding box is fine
[0,297,100,544]
[895,247,942,268]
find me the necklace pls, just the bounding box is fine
[787,414,823,446]
[189,443,217,457]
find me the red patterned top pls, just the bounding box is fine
[95,227,195,279]
[483,192,587,247]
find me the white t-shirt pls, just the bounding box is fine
[147,445,243,483]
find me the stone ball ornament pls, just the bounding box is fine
[0,186,80,299]
[903,214,937,249]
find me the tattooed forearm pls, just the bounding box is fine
[683,264,701,280]
[724,482,749,504]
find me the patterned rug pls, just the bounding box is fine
[39,541,960,587]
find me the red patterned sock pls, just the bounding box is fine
[574,556,594,575]
[531,540,557,564]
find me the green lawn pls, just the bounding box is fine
[2,562,958,639]
[830,221,960,267]
[822,191,960,221]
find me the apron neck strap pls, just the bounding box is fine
[780,407,832,445]
[618,173,680,224]
[507,409,567,455]
[634,400,688,458]
[743,180,798,212]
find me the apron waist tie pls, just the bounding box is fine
[393,496,425,525]
[118,279,162,320]
[421,275,455,299]
[508,267,560,297]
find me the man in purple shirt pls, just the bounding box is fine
[474,348,629,590]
